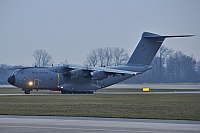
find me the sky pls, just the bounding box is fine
[0,0,200,66]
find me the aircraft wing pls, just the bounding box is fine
[66,64,141,76]
[95,68,140,75]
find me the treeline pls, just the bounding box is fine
[0,65,24,84]
[125,51,200,83]
[1,46,200,84]
[86,46,200,83]
[85,47,129,67]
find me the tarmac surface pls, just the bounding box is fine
[0,115,199,133]
[1,84,200,89]
[0,91,199,96]
[107,84,200,89]
[0,84,199,96]
[0,84,199,133]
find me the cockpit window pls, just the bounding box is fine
[12,69,23,75]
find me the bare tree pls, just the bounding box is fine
[104,47,113,66]
[113,47,129,66]
[86,49,98,67]
[86,47,129,67]
[157,46,173,82]
[166,51,196,82]
[196,61,200,82]
[33,50,52,67]
[97,48,105,67]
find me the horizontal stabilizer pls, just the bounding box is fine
[144,33,194,38]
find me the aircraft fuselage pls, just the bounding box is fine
[7,32,193,94]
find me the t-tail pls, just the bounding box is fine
[127,32,193,65]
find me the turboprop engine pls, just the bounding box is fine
[63,69,91,79]
[91,71,108,80]
[69,69,85,78]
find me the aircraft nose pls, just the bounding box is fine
[8,75,15,85]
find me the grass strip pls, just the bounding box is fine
[0,94,199,120]
[0,87,199,94]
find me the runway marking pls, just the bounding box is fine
[0,124,170,133]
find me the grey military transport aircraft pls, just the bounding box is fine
[8,32,193,94]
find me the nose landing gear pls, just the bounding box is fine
[22,89,31,94]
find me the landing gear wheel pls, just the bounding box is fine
[61,90,93,94]
[87,91,93,94]
[61,90,67,94]
[24,90,30,94]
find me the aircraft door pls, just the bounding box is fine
[34,79,40,88]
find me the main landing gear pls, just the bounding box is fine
[61,90,93,94]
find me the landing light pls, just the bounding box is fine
[28,81,33,86]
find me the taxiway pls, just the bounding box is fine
[0,115,199,133]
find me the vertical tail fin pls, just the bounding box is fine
[127,32,193,65]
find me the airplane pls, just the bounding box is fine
[7,32,193,94]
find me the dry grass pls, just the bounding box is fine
[0,94,199,120]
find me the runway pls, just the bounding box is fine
[0,115,199,133]
[1,84,200,89]
[0,84,199,96]
[0,91,199,96]
[108,84,200,89]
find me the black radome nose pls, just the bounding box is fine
[8,75,15,85]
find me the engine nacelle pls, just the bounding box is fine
[69,69,85,78]
[91,71,108,80]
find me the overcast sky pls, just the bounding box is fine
[0,0,199,66]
